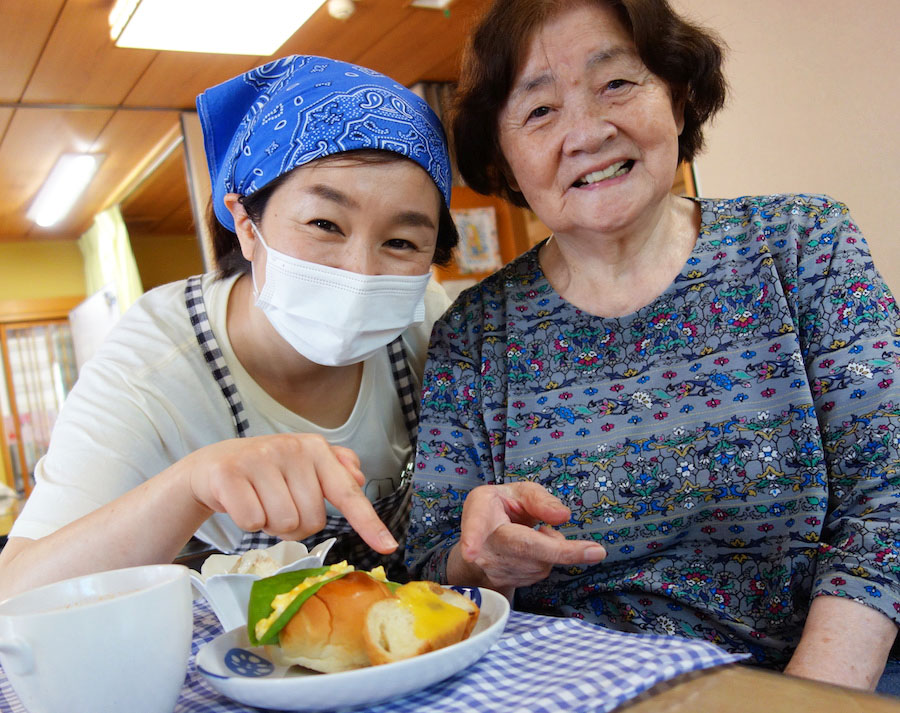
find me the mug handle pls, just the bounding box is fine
[0,636,35,675]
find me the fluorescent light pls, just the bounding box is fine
[410,0,454,8]
[109,0,327,55]
[27,154,104,228]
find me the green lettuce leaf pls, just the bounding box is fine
[247,567,400,646]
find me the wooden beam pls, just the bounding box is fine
[0,296,84,324]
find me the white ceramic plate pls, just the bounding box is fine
[196,586,510,712]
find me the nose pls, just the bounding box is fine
[341,243,378,276]
[561,94,617,156]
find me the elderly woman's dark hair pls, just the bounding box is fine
[452,0,727,208]
[209,151,460,277]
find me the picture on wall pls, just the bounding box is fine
[450,206,502,275]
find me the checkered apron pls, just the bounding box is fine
[185,276,418,578]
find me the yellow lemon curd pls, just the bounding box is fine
[394,581,468,640]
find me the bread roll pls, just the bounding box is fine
[364,581,480,665]
[267,571,393,673]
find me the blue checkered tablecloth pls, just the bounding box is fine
[0,597,748,713]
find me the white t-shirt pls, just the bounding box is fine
[11,272,450,552]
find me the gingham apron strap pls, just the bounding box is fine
[386,335,420,447]
[185,275,250,439]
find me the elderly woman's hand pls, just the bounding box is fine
[182,434,398,554]
[448,482,607,596]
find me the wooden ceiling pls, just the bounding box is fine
[0,0,487,243]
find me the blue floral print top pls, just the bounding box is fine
[407,194,900,666]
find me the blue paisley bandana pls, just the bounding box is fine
[196,55,452,232]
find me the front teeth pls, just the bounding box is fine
[578,161,629,186]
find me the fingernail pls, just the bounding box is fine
[381,532,398,550]
[584,546,606,562]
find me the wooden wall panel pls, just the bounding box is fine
[0,0,66,100]
[22,0,156,105]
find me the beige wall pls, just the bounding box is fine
[670,0,900,291]
[0,241,85,301]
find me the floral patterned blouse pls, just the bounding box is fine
[407,194,900,667]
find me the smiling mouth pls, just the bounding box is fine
[572,160,634,188]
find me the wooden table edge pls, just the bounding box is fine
[614,662,900,713]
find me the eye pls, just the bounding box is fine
[605,79,632,92]
[526,105,551,122]
[309,218,342,234]
[384,237,417,251]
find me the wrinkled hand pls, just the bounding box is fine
[454,482,606,591]
[183,434,397,553]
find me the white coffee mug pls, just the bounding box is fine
[0,564,193,713]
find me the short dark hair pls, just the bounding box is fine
[452,0,727,207]
[208,150,459,277]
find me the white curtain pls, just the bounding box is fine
[77,205,143,313]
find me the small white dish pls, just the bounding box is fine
[196,586,510,712]
[190,539,336,632]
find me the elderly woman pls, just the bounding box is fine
[0,55,457,599]
[407,0,899,693]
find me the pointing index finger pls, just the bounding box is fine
[316,450,398,554]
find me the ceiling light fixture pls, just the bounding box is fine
[410,0,454,9]
[327,0,355,20]
[109,0,327,55]
[27,154,105,228]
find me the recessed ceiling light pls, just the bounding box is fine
[109,0,327,55]
[327,0,356,20]
[27,154,105,228]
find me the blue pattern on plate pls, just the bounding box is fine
[224,648,275,677]
[449,585,482,608]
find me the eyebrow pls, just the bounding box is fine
[305,184,359,209]
[510,46,636,102]
[391,210,436,231]
[305,183,435,230]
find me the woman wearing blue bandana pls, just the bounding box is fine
[0,56,458,598]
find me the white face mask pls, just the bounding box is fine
[249,222,431,367]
